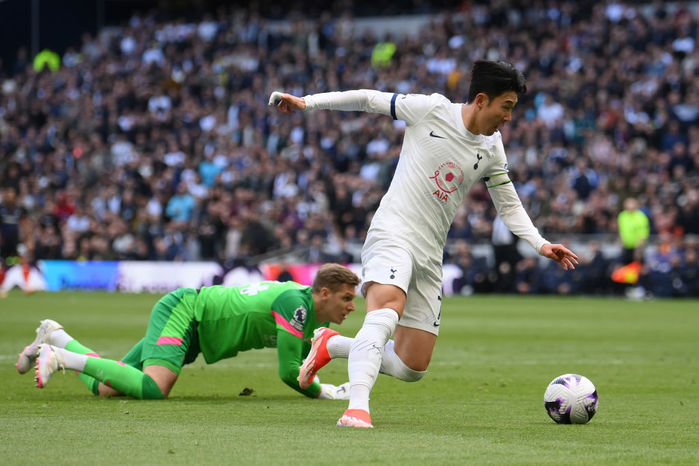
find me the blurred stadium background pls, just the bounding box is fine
[0,0,697,298]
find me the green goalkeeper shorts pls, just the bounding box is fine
[121,288,201,375]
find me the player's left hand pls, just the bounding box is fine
[540,243,579,271]
[318,382,350,400]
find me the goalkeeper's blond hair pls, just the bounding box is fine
[312,264,360,293]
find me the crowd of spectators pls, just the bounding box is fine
[0,1,697,297]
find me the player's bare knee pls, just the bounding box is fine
[143,365,177,398]
[393,326,436,372]
[149,376,174,398]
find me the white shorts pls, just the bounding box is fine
[360,238,443,336]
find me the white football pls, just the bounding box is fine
[544,374,598,424]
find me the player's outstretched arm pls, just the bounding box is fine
[270,89,396,116]
[268,91,306,114]
[276,329,333,398]
[540,243,579,271]
[276,338,350,399]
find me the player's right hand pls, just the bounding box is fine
[268,91,306,113]
[540,243,579,271]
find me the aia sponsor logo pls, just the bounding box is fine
[429,161,464,202]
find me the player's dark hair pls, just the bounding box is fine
[312,264,360,293]
[467,60,527,103]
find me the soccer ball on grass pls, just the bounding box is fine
[544,373,598,424]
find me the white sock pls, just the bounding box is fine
[327,335,352,359]
[56,347,87,372]
[347,308,399,413]
[48,329,73,348]
[380,340,426,382]
[330,337,425,381]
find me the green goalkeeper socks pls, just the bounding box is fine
[83,358,164,399]
[63,338,164,399]
[65,340,101,395]
[65,339,96,355]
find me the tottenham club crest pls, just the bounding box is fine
[429,161,464,202]
[290,306,307,331]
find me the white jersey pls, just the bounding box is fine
[303,90,549,263]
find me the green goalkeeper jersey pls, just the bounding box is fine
[193,281,325,397]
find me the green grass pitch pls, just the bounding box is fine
[1,291,697,465]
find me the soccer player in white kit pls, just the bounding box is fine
[270,60,579,428]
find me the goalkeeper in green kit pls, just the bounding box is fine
[16,264,360,400]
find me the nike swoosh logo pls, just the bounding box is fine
[429,131,446,139]
[433,321,440,327]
